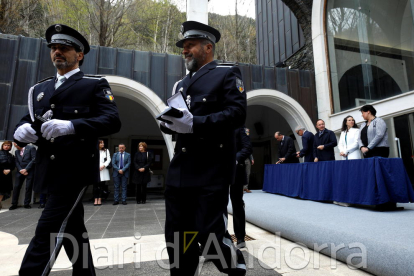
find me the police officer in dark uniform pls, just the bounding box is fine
[160,21,247,276]
[13,24,121,276]
[230,127,252,249]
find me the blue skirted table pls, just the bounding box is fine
[263,157,414,205]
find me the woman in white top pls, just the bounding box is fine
[338,116,361,160]
[94,140,111,206]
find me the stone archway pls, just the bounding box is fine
[105,75,174,159]
[247,89,316,147]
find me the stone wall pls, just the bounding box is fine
[281,0,314,70]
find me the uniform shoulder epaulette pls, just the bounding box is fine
[83,74,104,79]
[217,62,238,67]
[36,76,54,84]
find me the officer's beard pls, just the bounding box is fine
[53,55,77,70]
[185,57,198,72]
[185,50,207,72]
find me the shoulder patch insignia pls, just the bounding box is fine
[236,77,245,93]
[103,89,114,102]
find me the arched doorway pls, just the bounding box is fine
[105,76,174,159]
[247,89,316,142]
[246,89,316,188]
[94,76,174,198]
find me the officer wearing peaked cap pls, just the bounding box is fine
[14,24,121,276]
[160,21,247,276]
[175,20,221,47]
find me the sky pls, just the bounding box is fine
[172,0,256,19]
[208,0,256,19]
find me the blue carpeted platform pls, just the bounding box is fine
[228,190,414,276]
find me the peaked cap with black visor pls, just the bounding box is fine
[176,21,221,48]
[46,24,90,66]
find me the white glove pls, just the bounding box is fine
[41,119,75,140]
[161,108,193,134]
[14,123,38,143]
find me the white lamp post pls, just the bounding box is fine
[186,0,209,23]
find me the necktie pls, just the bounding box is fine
[120,153,124,169]
[20,148,24,157]
[319,131,323,137]
[55,76,66,90]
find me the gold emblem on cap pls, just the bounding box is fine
[55,24,62,32]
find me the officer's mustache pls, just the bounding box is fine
[53,55,66,61]
[185,54,193,59]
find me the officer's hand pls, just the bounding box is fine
[41,119,75,140]
[161,108,193,134]
[14,123,38,143]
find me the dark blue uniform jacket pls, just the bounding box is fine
[161,61,247,187]
[234,127,252,186]
[15,71,121,193]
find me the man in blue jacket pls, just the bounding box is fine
[295,126,315,162]
[112,144,131,205]
[313,119,337,162]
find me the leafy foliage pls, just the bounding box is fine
[0,0,256,63]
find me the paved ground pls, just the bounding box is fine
[0,194,371,275]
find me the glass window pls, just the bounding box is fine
[326,0,414,113]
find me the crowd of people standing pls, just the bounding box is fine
[0,140,154,210]
[281,104,390,165]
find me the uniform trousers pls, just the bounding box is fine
[243,159,251,190]
[39,193,47,205]
[229,184,245,241]
[12,172,34,206]
[19,189,95,276]
[165,184,246,276]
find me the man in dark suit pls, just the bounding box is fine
[295,126,315,162]
[230,127,252,248]
[160,21,247,275]
[9,143,36,210]
[13,24,121,276]
[313,119,337,162]
[274,131,299,163]
[112,144,131,205]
